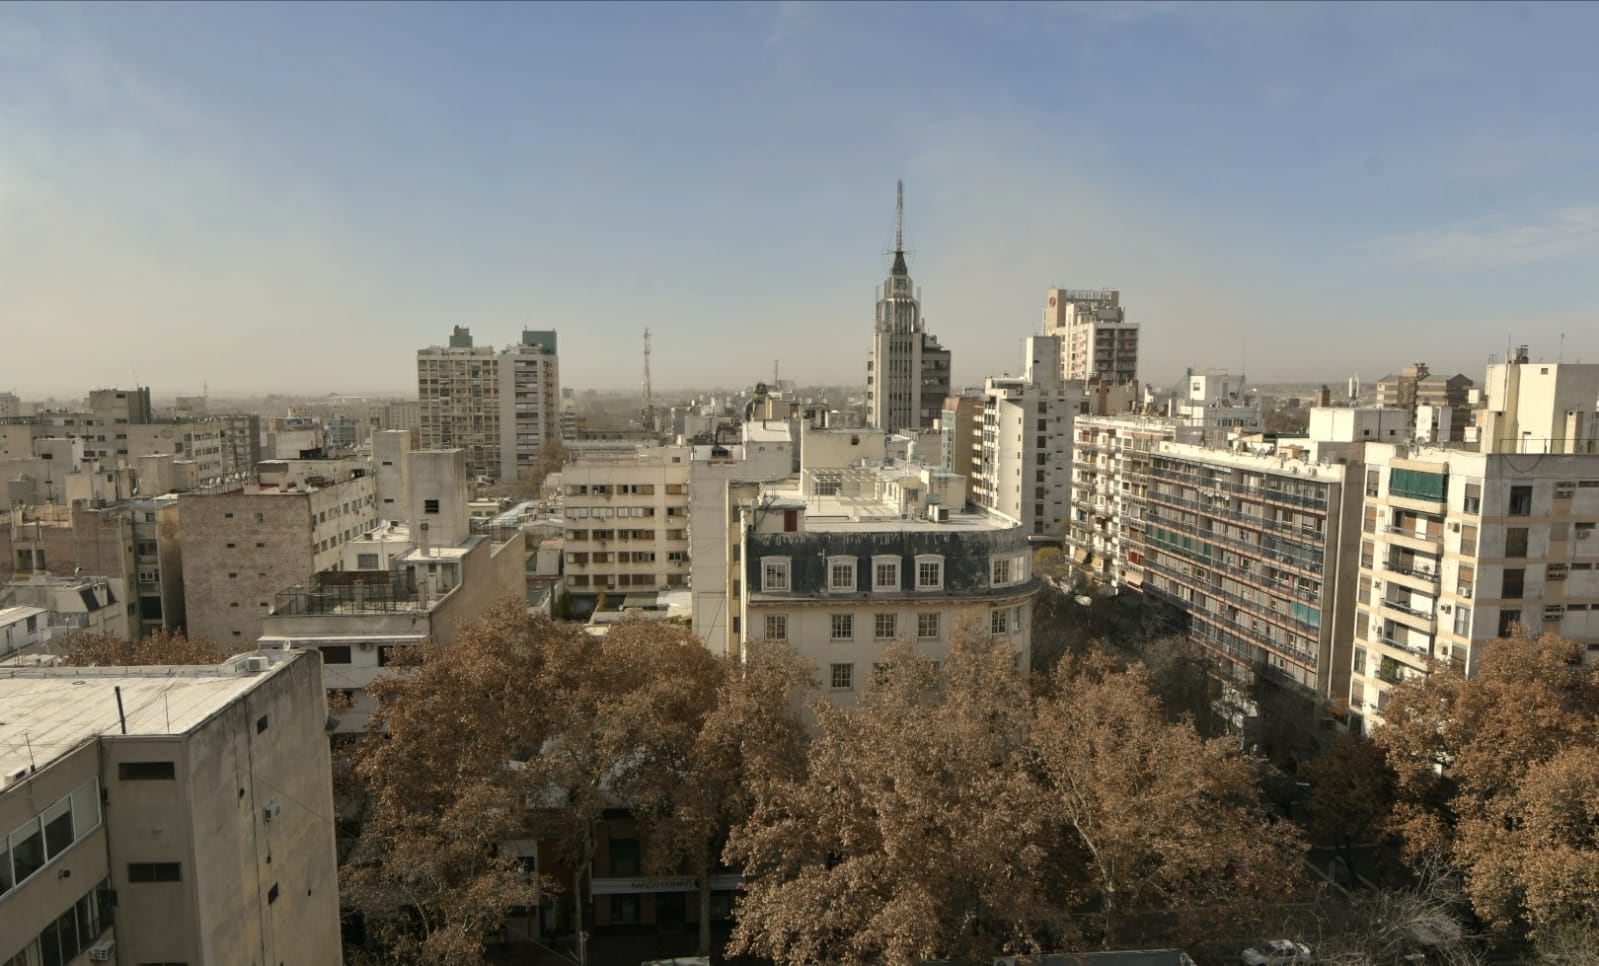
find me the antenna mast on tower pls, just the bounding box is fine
[642,328,655,431]
[895,179,904,252]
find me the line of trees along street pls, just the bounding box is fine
[338,604,1309,964]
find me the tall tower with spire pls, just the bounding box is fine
[867,180,951,433]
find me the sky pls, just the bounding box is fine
[4,2,1599,398]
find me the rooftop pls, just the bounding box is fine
[754,481,1013,533]
[0,651,296,787]
[0,605,46,628]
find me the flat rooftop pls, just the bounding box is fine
[755,482,1012,533]
[0,651,296,786]
[0,605,46,628]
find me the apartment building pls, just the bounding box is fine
[1348,444,1599,732]
[1475,355,1599,455]
[1375,362,1473,443]
[737,463,1038,703]
[1141,443,1363,720]
[1066,415,1178,588]
[561,446,692,603]
[866,184,952,433]
[1166,370,1263,447]
[496,329,561,481]
[973,336,1086,536]
[940,394,982,508]
[0,650,340,966]
[416,326,562,481]
[687,425,796,656]
[181,461,377,645]
[1041,288,1138,385]
[260,449,525,732]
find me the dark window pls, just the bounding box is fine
[1498,609,1522,638]
[1508,485,1533,516]
[1502,568,1525,599]
[318,645,353,665]
[11,820,44,882]
[44,809,74,858]
[128,862,182,882]
[256,715,269,734]
[424,499,440,514]
[1505,527,1529,558]
[609,838,641,876]
[117,760,176,781]
[268,882,280,904]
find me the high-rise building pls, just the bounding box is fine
[417,327,503,480]
[1067,414,1178,588]
[416,327,562,481]
[496,329,561,482]
[1042,288,1138,386]
[866,183,951,434]
[972,336,1085,536]
[0,650,341,965]
[1142,443,1363,726]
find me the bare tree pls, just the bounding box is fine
[59,628,242,666]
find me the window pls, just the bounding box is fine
[424,499,440,514]
[318,645,353,665]
[872,557,900,592]
[764,615,787,641]
[256,714,270,734]
[1498,609,1522,638]
[830,663,854,690]
[761,558,790,592]
[1508,485,1532,516]
[1452,603,1471,636]
[9,818,43,883]
[991,609,1009,635]
[1505,527,1529,558]
[268,882,280,904]
[874,613,897,640]
[1502,568,1525,599]
[357,553,380,570]
[828,557,856,592]
[128,862,182,883]
[118,761,176,781]
[830,613,853,641]
[42,799,73,859]
[992,556,1014,586]
[917,612,940,640]
[915,556,943,590]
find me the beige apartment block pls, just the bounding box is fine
[1348,444,1599,732]
[973,336,1086,537]
[417,327,561,482]
[181,465,376,646]
[562,446,692,599]
[1041,288,1139,386]
[0,650,340,966]
[1475,357,1599,455]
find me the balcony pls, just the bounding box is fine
[1382,560,1441,588]
[1384,526,1442,552]
[1379,599,1437,633]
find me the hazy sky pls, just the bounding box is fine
[4,2,1599,398]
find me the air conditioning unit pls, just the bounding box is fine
[1440,604,1452,614]
[262,801,281,822]
[88,942,115,962]
[358,641,374,652]
[1580,530,1593,540]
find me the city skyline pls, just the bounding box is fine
[5,2,1599,396]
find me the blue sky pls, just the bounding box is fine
[4,2,1599,397]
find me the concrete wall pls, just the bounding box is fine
[408,449,471,547]
[102,652,340,964]
[373,430,413,525]
[181,494,315,645]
